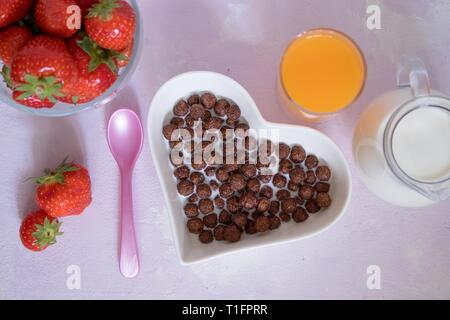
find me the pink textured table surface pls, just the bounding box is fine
[1,0,449,299]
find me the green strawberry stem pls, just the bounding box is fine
[1,66,15,90]
[77,33,121,73]
[32,217,63,249]
[35,156,79,185]
[15,74,65,103]
[87,0,122,21]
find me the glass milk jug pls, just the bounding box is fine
[353,57,450,207]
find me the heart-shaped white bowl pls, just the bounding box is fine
[148,71,352,264]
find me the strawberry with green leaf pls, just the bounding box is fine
[10,35,79,108]
[60,33,118,104]
[20,210,63,252]
[34,157,92,217]
[85,0,136,51]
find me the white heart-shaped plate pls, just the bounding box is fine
[148,71,352,264]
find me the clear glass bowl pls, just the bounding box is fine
[0,0,142,117]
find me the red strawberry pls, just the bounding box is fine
[35,157,92,217]
[20,210,63,252]
[0,0,34,28]
[60,33,117,104]
[35,0,79,39]
[85,0,136,51]
[116,40,133,68]
[10,35,79,108]
[77,0,99,17]
[0,26,33,66]
[13,90,55,108]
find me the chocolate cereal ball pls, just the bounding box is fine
[316,166,331,181]
[260,185,274,199]
[241,164,257,178]
[299,185,315,200]
[245,219,257,234]
[199,230,214,244]
[197,183,212,199]
[290,145,306,163]
[240,192,258,210]
[189,104,205,120]
[226,104,241,122]
[173,100,189,116]
[292,207,309,223]
[246,178,261,193]
[204,117,223,130]
[214,196,225,210]
[188,194,198,203]
[177,180,194,196]
[203,213,218,228]
[255,215,270,232]
[305,155,319,169]
[289,167,306,184]
[278,143,291,159]
[219,182,234,199]
[174,165,190,180]
[216,167,229,182]
[187,218,204,234]
[269,215,281,230]
[276,189,290,201]
[190,172,205,185]
[232,212,248,228]
[199,199,214,214]
[305,200,320,213]
[279,211,291,222]
[219,210,232,225]
[184,203,199,218]
[170,117,185,128]
[305,170,317,185]
[214,99,229,116]
[258,174,272,184]
[226,196,242,213]
[204,166,216,177]
[224,224,242,242]
[279,159,293,174]
[256,198,271,212]
[315,182,330,193]
[210,180,219,191]
[187,94,200,105]
[230,173,246,191]
[163,124,177,140]
[287,181,299,192]
[316,192,332,208]
[273,174,287,188]
[281,198,296,214]
[185,115,195,128]
[200,92,216,109]
[214,225,226,241]
[269,201,280,214]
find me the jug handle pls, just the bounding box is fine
[397,55,431,97]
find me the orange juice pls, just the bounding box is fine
[280,29,366,115]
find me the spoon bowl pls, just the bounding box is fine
[108,110,144,169]
[107,109,143,278]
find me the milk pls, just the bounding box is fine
[353,88,450,207]
[392,107,450,182]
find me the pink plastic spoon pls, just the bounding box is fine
[107,109,143,278]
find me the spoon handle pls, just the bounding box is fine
[119,171,140,278]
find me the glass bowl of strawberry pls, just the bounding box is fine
[0,0,141,117]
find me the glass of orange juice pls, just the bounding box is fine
[279,28,366,121]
